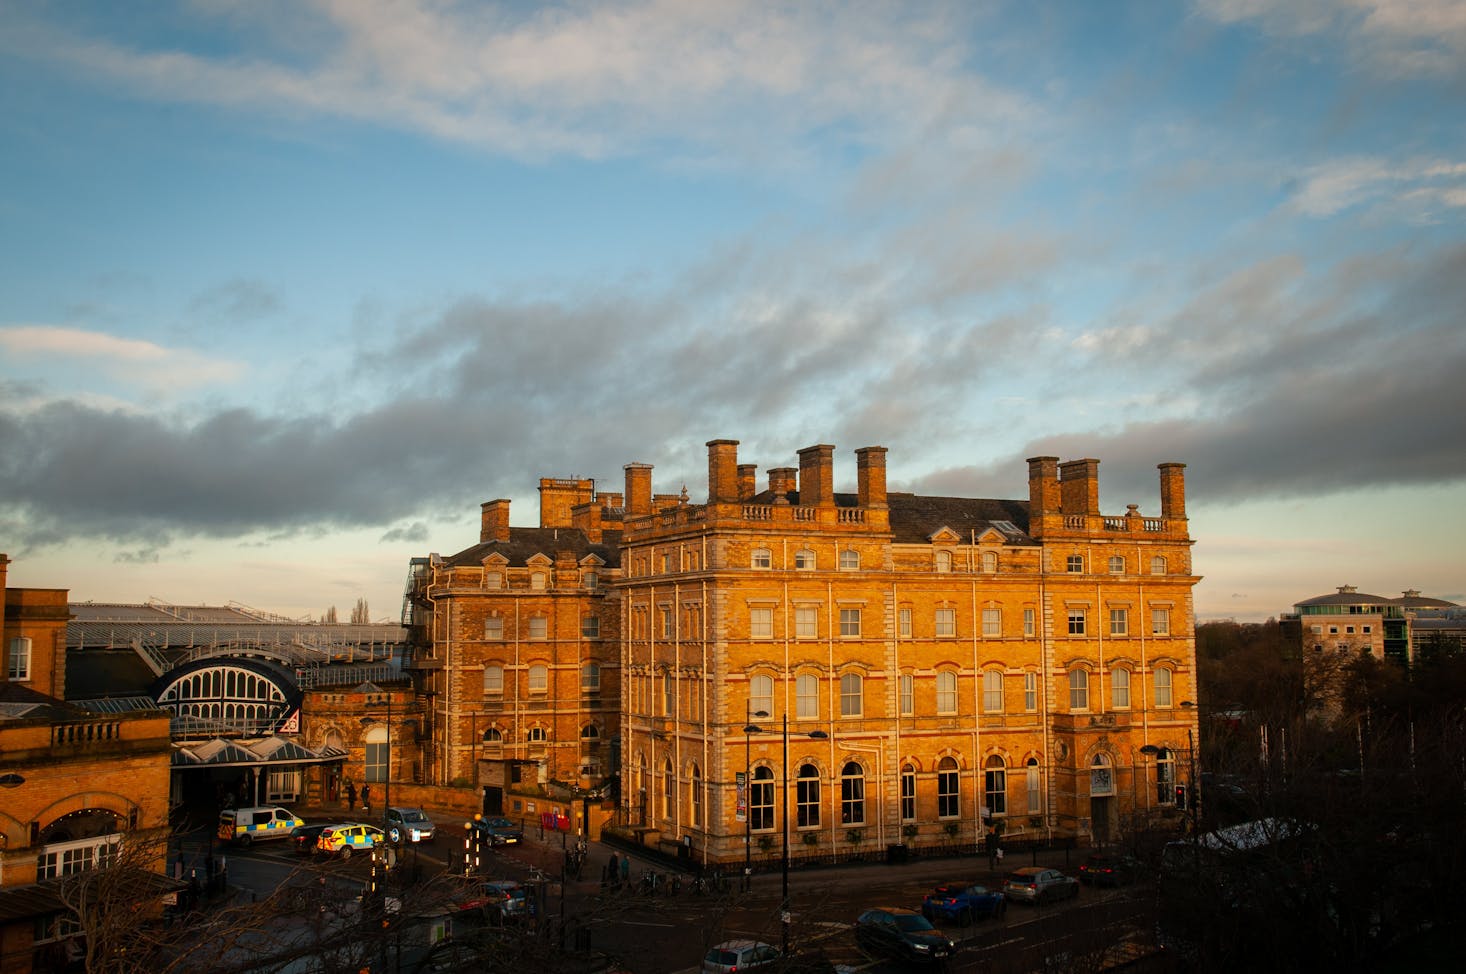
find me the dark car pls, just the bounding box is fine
[921,882,1006,925]
[1078,853,1143,887]
[854,907,956,964]
[453,879,536,923]
[290,822,336,856]
[471,816,525,846]
[1001,867,1081,905]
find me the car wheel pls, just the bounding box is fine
[237,834,252,848]
[997,900,1007,918]
[340,846,352,860]
[958,908,973,927]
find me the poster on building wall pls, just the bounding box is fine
[735,772,747,822]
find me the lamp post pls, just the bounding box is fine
[359,689,391,826]
[767,713,828,956]
[743,707,770,892]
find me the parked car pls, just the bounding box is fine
[1078,853,1143,887]
[385,806,436,843]
[854,907,956,964]
[453,879,536,923]
[1001,867,1081,904]
[317,823,386,859]
[701,939,780,974]
[921,882,1006,925]
[470,816,525,846]
[290,822,338,856]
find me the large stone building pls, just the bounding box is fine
[406,440,1201,864]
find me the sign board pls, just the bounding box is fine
[735,772,747,823]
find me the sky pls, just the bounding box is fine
[1,0,1463,625]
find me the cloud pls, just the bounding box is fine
[0,325,246,396]
[1287,156,1466,218]
[188,278,282,322]
[380,522,428,544]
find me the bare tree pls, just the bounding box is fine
[351,598,371,624]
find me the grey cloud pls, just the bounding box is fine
[189,278,282,322]
[380,523,429,544]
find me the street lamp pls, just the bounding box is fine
[747,712,827,956]
[359,689,392,825]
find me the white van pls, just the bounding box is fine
[218,805,304,846]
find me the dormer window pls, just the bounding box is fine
[935,550,952,573]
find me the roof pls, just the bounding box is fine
[0,681,90,723]
[443,527,623,568]
[1294,586,1394,608]
[172,736,343,768]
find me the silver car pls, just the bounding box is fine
[702,940,780,974]
[1001,866,1080,904]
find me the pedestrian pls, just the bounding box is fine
[986,828,997,869]
[620,854,630,887]
[345,779,356,811]
[608,852,618,887]
[361,783,371,813]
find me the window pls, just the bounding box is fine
[1345,626,1355,634]
[795,549,816,570]
[840,762,865,824]
[983,670,1004,712]
[1026,758,1042,814]
[795,606,818,639]
[483,665,504,696]
[838,550,859,571]
[1024,608,1035,637]
[900,764,917,821]
[937,757,960,818]
[750,675,774,717]
[1151,608,1171,635]
[581,723,600,742]
[529,616,548,640]
[752,548,772,570]
[936,671,958,714]
[839,608,861,637]
[583,571,599,589]
[581,615,600,638]
[982,550,998,573]
[1110,608,1128,636]
[364,726,388,783]
[1108,555,1125,574]
[689,765,703,827]
[899,673,914,716]
[1024,671,1038,711]
[663,675,675,716]
[662,759,675,819]
[839,672,863,717]
[935,608,956,637]
[530,571,547,590]
[984,755,1007,816]
[661,552,675,574]
[898,608,913,638]
[660,607,674,640]
[983,608,1002,637]
[1090,754,1114,796]
[750,607,774,640]
[1151,555,1166,575]
[581,663,601,693]
[797,764,820,827]
[1068,610,1086,635]
[935,550,952,573]
[1069,668,1089,710]
[751,767,774,830]
[483,727,503,744]
[1363,625,1373,634]
[796,674,819,719]
[484,617,503,640]
[484,571,502,589]
[1154,667,1173,708]
[1066,554,1084,573]
[1111,668,1131,708]
[1156,748,1175,804]
[529,664,548,694]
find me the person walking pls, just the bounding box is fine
[361,783,371,813]
[345,779,357,812]
[607,852,619,888]
[620,854,630,888]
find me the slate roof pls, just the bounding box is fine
[0,681,89,722]
[444,527,623,568]
[886,493,1033,545]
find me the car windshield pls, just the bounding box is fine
[705,949,738,965]
[400,810,428,823]
[895,914,936,932]
[1007,872,1036,884]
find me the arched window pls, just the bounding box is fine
[751,767,774,831]
[1068,668,1089,711]
[581,663,601,693]
[527,726,547,744]
[794,549,816,570]
[984,755,1007,816]
[1151,555,1167,575]
[483,665,504,696]
[937,756,960,818]
[1026,758,1042,814]
[983,670,1004,712]
[796,674,819,719]
[1154,667,1174,708]
[364,725,388,784]
[935,550,952,573]
[936,671,958,714]
[797,764,820,827]
[483,727,504,744]
[899,673,914,716]
[580,723,600,742]
[839,672,863,717]
[1111,668,1131,709]
[750,674,774,718]
[981,550,998,573]
[1090,754,1114,796]
[751,548,772,569]
[662,759,675,819]
[528,664,548,694]
[689,764,703,827]
[1108,555,1125,574]
[1156,748,1176,803]
[900,764,917,821]
[839,550,860,571]
[840,762,865,824]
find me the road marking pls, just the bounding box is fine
[619,920,677,928]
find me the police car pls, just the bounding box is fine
[218,806,305,846]
[317,823,387,859]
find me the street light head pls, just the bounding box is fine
[743,724,763,734]
[751,709,770,719]
[359,717,377,726]
[808,730,829,740]
[1139,744,1160,755]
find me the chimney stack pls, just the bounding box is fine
[625,463,653,516]
[1059,458,1101,515]
[798,444,836,508]
[737,464,758,501]
[706,439,740,505]
[480,500,511,543]
[768,467,797,500]
[855,446,888,509]
[1158,462,1187,519]
[1027,457,1060,515]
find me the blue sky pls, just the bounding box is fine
[2,0,1463,623]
